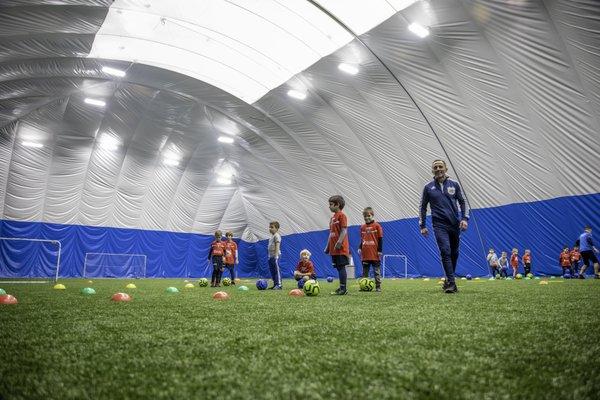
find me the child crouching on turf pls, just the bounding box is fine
[208,230,225,287]
[294,249,316,282]
[498,251,509,278]
[325,195,350,295]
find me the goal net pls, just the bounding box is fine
[381,254,414,278]
[0,237,62,282]
[83,253,147,278]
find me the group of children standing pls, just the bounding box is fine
[268,195,383,295]
[560,226,600,278]
[487,248,532,278]
[207,231,239,287]
[559,245,581,277]
[484,226,599,279]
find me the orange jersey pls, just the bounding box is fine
[570,250,580,262]
[210,241,225,257]
[559,252,571,267]
[295,260,314,274]
[360,221,383,261]
[224,241,237,264]
[327,211,350,256]
[522,254,531,264]
[510,254,519,267]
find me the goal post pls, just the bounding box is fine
[382,254,408,279]
[0,237,62,282]
[83,252,147,278]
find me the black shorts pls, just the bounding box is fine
[331,255,349,269]
[581,250,598,265]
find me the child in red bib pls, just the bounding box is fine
[359,207,383,292]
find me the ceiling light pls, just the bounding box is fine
[218,136,234,144]
[408,22,429,38]
[287,89,307,100]
[338,63,359,75]
[163,158,180,167]
[98,134,120,151]
[216,176,232,185]
[84,98,106,107]
[101,66,127,77]
[22,141,43,148]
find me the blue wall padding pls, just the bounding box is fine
[1,193,598,279]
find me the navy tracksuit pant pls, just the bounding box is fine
[433,224,460,284]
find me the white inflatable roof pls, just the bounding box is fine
[0,0,599,241]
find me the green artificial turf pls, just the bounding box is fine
[1,278,599,399]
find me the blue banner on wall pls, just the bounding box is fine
[1,193,598,279]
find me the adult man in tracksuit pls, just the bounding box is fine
[577,225,599,279]
[419,160,469,293]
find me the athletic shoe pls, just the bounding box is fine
[444,283,458,293]
[441,281,449,292]
[274,285,283,290]
[330,288,348,295]
[578,275,585,279]
[375,287,381,292]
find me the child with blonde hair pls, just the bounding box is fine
[294,249,316,282]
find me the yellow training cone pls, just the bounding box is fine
[539,281,549,285]
[184,283,195,289]
[125,283,137,289]
[53,283,66,290]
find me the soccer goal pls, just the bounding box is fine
[382,254,409,279]
[0,237,62,282]
[83,253,147,278]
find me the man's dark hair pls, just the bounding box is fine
[269,221,280,230]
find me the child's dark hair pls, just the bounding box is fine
[328,195,345,210]
[225,231,233,237]
[215,230,222,238]
[363,207,374,216]
[269,221,280,230]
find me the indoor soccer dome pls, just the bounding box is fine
[0,0,598,279]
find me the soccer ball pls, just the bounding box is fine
[466,274,472,280]
[326,276,334,283]
[303,279,320,296]
[198,278,209,287]
[495,274,500,279]
[359,277,375,292]
[563,273,571,279]
[516,273,523,279]
[526,273,534,279]
[256,279,268,290]
[222,278,232,286]
[297,279,305,289]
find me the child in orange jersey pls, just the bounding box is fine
[294,249,316,282]
[570,245,581,276]
[559,246,572,276]
[358,207,384,292]
[510,248,520,278]
[325,195,350,295]
[208,230,226,287]
[522,249,532,276]
[223,231,238,284]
